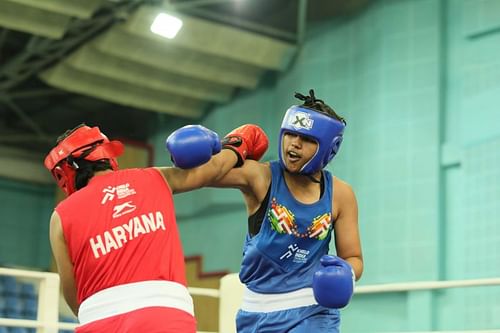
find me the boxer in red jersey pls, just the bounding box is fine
[45,123,268,333]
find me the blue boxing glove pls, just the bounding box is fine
[166,125,222,169]
[312,255,355,309]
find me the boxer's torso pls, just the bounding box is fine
[240,161,334,293]
[56,167,186,304]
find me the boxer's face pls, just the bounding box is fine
[282,132,318,173]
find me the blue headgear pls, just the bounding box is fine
[279,105,345,175]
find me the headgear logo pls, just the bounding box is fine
[289,111,314,130]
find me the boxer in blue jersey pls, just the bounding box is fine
[194,90,363,332]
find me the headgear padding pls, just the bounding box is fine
[44,125,124,196]
[279,105,345,175]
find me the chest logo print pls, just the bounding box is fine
[309,213,332,240]
[268,198,332,239]
[269,198,295,234]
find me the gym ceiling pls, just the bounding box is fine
[0,0,370,157]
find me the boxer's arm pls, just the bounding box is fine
[158,149,238,194]
[161,124,269,195]
[208,160,272,216]
[333,178,363,280]
[49,211,78,315]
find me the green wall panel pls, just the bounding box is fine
[0,178,54,269]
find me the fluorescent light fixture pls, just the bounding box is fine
[150,13,183,39]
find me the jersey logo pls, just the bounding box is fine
[279,243,298,259]
[112,201,137,218]
[279,243,310,263]
[101,183,137,204]
[268,198,332,240]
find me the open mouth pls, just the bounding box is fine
[287,151,301,163]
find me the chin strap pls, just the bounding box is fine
[284,167,322,184]
[308,175,321,183]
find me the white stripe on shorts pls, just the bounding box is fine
[78,280,194,325]
[241,286,318,313]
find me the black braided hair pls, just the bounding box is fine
[74,158,111,190]
[294,89,346,125]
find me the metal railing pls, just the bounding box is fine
[1,267,499,333]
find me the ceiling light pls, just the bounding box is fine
[150,13,183,39]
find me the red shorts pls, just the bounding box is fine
[76,306,197,333]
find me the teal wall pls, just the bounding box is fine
[438,0,500,330]
[0,178,54,269]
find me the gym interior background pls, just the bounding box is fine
[1,0,499,332]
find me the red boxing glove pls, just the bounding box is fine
[222,124,269,167]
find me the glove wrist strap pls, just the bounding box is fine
[221,136,245,167]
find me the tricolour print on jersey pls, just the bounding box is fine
[269,198,296,234]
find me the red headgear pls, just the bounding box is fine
[44,125,124,196]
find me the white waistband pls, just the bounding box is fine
[78,280,194,325]
[241,286,317,313]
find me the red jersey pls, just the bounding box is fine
[56,167,186,305]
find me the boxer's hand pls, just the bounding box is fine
[221,124,269,167]
[312,255,355,309]
[166,125,221,169]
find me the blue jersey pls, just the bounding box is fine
[239,161,334,293]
